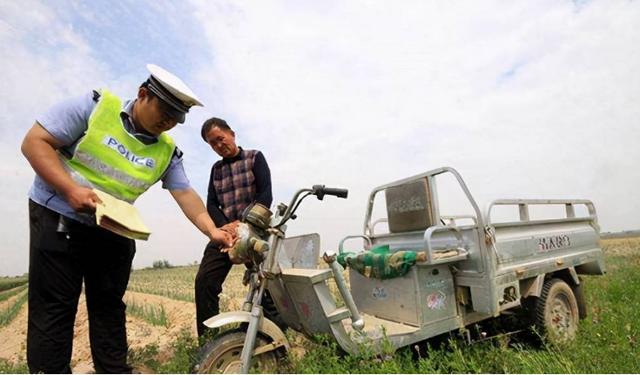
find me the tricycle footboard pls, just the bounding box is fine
[275,268,343,337]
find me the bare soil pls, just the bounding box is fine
[0,291,197,373]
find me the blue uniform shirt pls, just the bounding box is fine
[28,90,191,224]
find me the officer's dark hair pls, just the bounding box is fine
[201,117,235,142]
[139,81,157,99]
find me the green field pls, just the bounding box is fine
[128,262,247,309]
[287,250,640,373]
[1,238,638,373]
[128,266,199,302]
[123,237,639,374]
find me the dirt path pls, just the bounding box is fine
[0,291,199,373]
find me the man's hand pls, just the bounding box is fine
[219,221,239,253]
[220,221,240,235]
[209,227,234,248]
[64,185,102,213]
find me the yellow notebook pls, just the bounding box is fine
[93,189,151,241]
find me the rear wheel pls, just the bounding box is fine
[195,329,281,374]
[535,278,579,344]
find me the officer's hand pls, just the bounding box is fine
[220,221,240,236]
[65,186,102,214]
[209,228,234,248]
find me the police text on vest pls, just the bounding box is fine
[103,136,156,168]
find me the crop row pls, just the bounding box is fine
[0,283,28,303]
[127,283,194,302]
[128,266,197,302]
[0,289,28,327]
[126,298,169,327]
[127,264,248,303]
[0,276,28,292]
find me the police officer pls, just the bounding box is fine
[21,64,233,373]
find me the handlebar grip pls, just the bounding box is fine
[312,185,348,199]
[323,187,349,199]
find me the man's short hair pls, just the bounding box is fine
[201,117,234,142]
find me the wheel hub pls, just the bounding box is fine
[549,294,574,338]
[214,344,244,373]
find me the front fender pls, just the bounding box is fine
[203,311,290,351]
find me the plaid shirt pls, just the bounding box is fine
[211,149,259,222]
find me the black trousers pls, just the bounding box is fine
[195,242,285,338]
[27,200,135,374]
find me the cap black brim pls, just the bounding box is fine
[146,77,188,123]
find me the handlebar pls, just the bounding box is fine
[274,184,349,228]
[312,185,349,200]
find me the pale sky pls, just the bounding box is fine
[1,0,638,276]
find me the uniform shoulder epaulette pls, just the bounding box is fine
[173,147,184,159]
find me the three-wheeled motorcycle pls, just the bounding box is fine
[195,166,605,373]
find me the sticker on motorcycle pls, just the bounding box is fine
[372,287,388,300]
[426,291,446,310]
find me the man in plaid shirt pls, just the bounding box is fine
[195,117,284,338]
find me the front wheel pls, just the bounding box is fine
[535,278,579,344]
[195,329,282,374]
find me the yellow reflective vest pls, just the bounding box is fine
[64,89,175,202]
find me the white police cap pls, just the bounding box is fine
[145,64,203,123]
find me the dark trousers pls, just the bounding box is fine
[195,242,285,338]
[27,200,135,374]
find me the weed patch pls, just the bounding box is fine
[0,358,28,373]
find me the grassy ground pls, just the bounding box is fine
[136,239,639,374]
[0,359,28,374]
[285,252,639,373]
[3,239,638,373]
